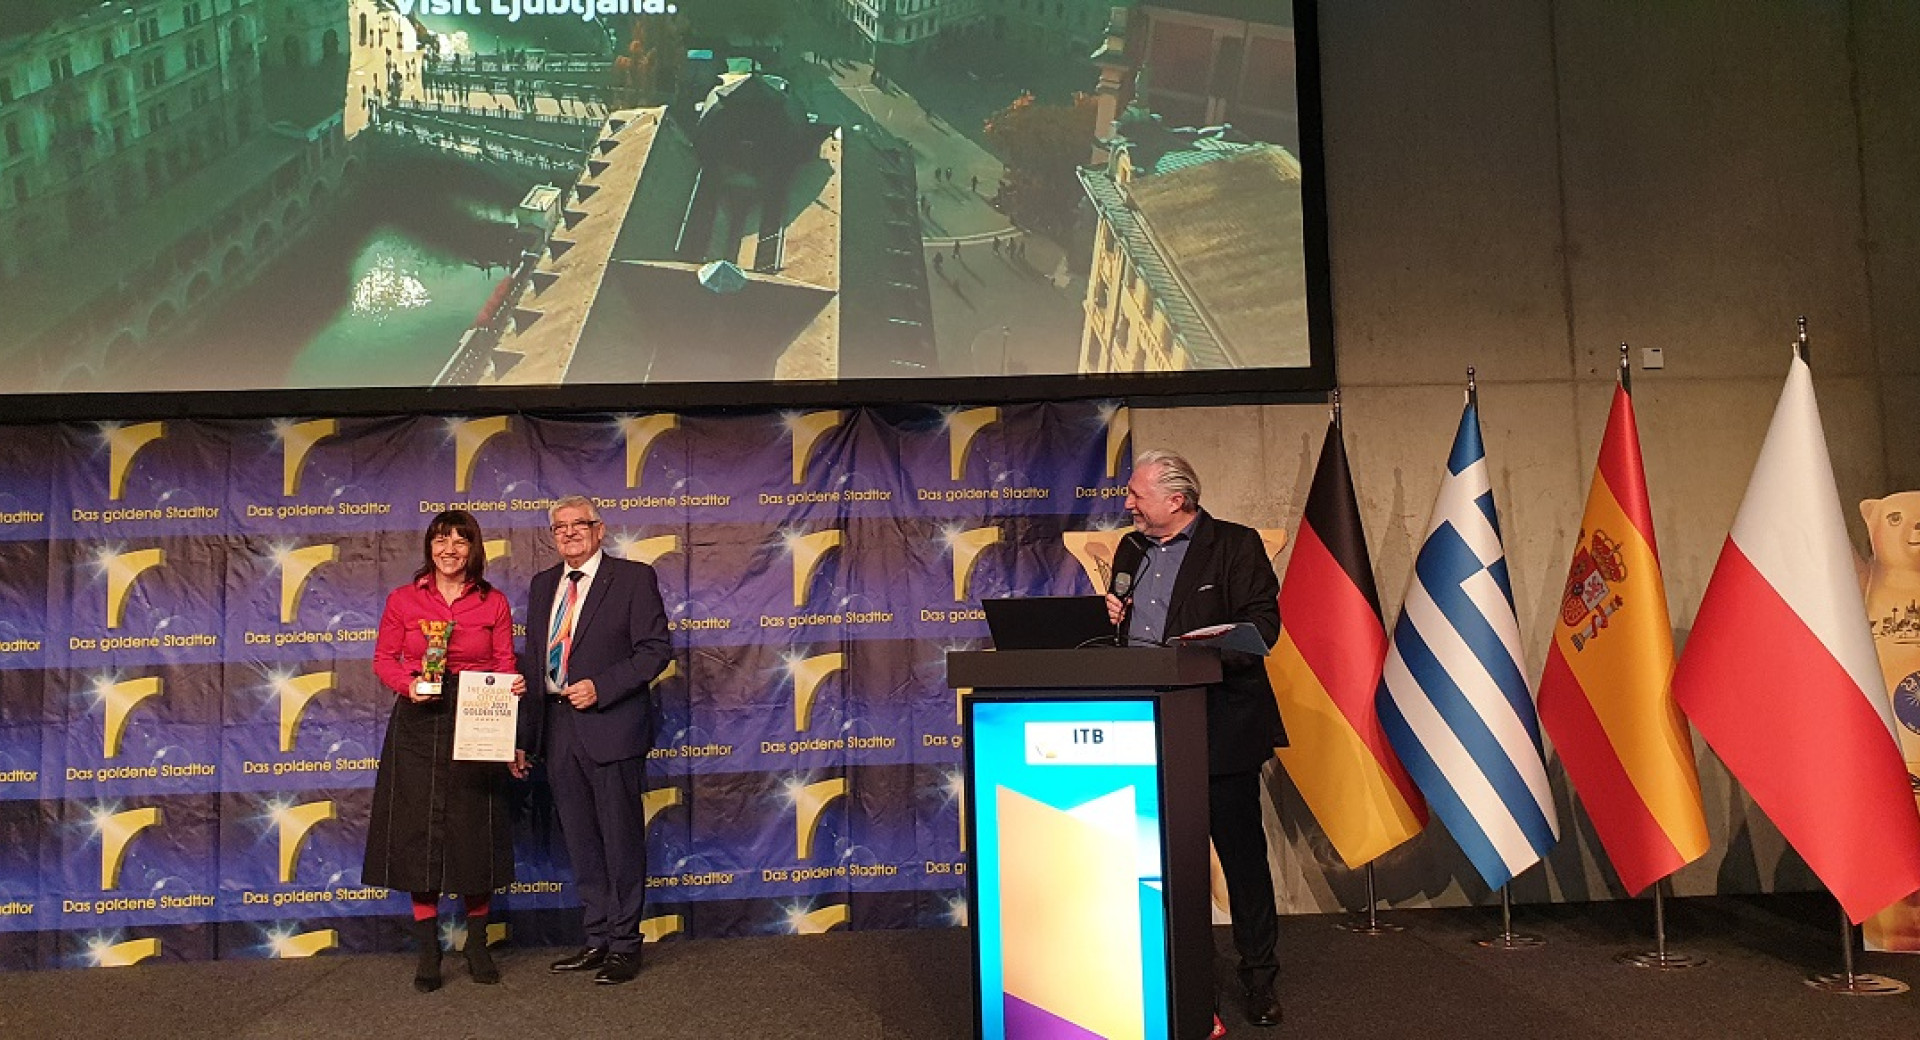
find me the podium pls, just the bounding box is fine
[948,647,1219,1040]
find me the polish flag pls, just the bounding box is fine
[1672,354,1920,923]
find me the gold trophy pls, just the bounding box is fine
[414,620,453,699]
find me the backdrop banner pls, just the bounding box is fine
[0,401,1134,969]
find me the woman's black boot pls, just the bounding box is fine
[464,921,499,984]
[412,917,442,992]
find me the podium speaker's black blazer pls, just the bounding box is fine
[1111,510,1285,774]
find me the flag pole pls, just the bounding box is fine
[1807,898,1908,995]
[1323,386,1410,938]
[1616,877,1705,969]
[1475,882,1543,949]
[1609,341,1706,970]
[1329,385,1406,939]
[1789,317,1908,996]
[1466,362,1542,952]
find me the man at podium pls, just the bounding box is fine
[1104,449,1287,1029]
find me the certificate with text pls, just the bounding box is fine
[453,672,519,762]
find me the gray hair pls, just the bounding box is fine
[548,494,600,523]
[1134,449,1201,511]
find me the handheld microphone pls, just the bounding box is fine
[1108,572,1132,646]
[1110,556,1145,646]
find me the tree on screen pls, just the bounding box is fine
[983,92,1097,234]
[614,16,688,107]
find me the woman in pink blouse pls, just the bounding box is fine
[362,510,525,991]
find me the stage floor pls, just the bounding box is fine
[2,895,1917,1039]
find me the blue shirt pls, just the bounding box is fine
[1126,514,1196,644]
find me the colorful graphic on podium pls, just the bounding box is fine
[970,699,1170,1040]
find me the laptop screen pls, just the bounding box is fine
[979,596,1119,651]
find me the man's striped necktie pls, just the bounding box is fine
[546,570,584,687]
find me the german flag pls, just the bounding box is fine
[1539,383,1708,894]
[1269,420,1427,868]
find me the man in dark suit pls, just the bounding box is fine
[513,495,671,985]
[1104,449,1286,1029]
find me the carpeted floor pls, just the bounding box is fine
[2,894,1918,1039]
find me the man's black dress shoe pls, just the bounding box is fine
[594,951,640,985]
[549,947,607,973]
[1246,988,1283,1028]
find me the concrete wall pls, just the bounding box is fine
[1133,1,1920,911]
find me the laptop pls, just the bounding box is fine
[980,596,1119,651]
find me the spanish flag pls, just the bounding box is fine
[1269,420,1426,868]
[1538,383,1708,895]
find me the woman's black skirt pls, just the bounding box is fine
[360,688,515,895]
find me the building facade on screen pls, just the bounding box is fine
[1076,119,1306,373]
[1074,0,1307,374]
[0,0,349,387]
[465,72,934,385]
[831,0,985,60]
[1089,1,1299,153]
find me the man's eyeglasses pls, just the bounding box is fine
[551,520,600,535]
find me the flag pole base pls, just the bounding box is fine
[1474,931,1544,950]
[1804,972,1908,996]
[1336,916,1404,935]
[1478,884,1541,948]
[1338,864,1405,934]
[1616,949,1706,970]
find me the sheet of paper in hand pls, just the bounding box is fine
[453,671,519,762]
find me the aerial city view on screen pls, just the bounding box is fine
[0,0,1306,394]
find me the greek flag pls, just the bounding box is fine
[1377,400,1560,889]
